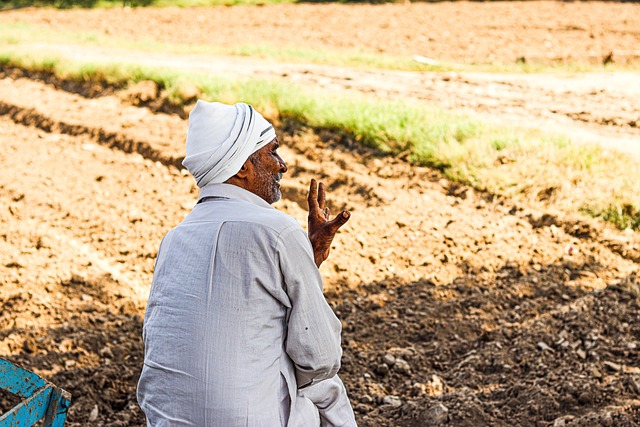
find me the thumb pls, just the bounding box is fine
[329,210,350,230]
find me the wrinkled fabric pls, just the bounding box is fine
[137,183,356,427]
[182,101,276,188]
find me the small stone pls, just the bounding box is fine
[382,395,402,408]
[422,402,449,425]
[604,361,622,372]
[397,347,416,358]
[589,366,603,379]
[537,342,554,352]
[412,382,426,395]
[565,243,576,255]
[354,403,370,413]
[601,411,614,427]
[424,374,445,397]
[383,353,396,366]
[100,346,114,359]
[552,416,575,427]
[23,337,38,354]
[627,342,637,350]
[375,363,389,377]
[360,394,374,404]
[89,405,99,421]
[576,349,587,359]
[394,358,411,374]
[578,390,593,404]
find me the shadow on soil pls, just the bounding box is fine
[1,313,145,426]
[331,267,640,426]
[2,266,640,426]
[0,271,145,425]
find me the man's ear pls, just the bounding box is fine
[234,158,253,179]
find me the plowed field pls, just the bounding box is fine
[1,2,640,426]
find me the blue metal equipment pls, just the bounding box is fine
[0,358,71,427]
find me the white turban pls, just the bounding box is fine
[182,100,277,188]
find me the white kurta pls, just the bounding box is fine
[137,183,356,427]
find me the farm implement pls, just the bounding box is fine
[0,358,71,426]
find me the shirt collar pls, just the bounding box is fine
[197,183,275,210]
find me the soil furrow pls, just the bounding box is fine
[0,100,182,169]
[0,77,186,165]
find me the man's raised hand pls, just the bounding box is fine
[307,179,350,268]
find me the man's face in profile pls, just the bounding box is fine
[246,139,288,204]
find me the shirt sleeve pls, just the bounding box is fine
[300,374,358,427]
[276,225,343,389]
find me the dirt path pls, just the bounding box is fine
[1,75,640,426]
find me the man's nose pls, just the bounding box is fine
[279,159,288,173]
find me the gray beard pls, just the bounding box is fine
[254,168,282,204]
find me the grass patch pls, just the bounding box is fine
[585,205,640,231]
[230,44,453,72]
[1,51,639,230]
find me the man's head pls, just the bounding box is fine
[182,101,277,190]
[227,138,288,204]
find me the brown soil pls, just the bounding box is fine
[1,3,640,427]
[4,2,640,65]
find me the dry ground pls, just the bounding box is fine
[2,2,640,155]
[4,1,640,64]
[1,2,640,426]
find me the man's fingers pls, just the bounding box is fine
[308,179,319,210]
[329,210,350,231]
[318,182,326,210]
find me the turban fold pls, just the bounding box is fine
[182,101,277,188]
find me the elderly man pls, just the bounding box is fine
[137,101,357,427]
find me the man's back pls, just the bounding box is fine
[138,184,343,426]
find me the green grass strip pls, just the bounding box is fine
[1,51,639,230]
